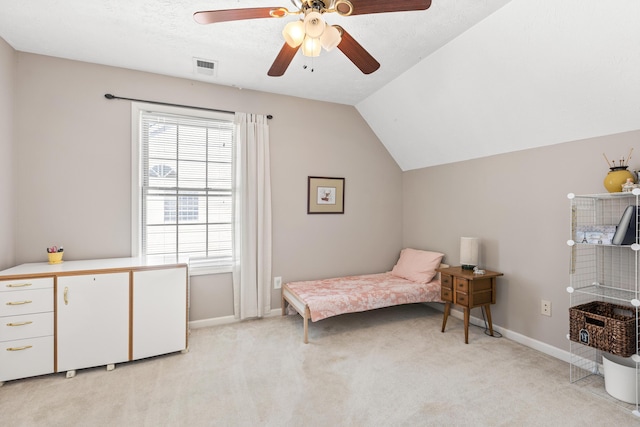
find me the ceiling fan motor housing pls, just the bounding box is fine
[299,1,324,12]
[300,0,353,16]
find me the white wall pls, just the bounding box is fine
[0,38,15,270]
[357,0,640,171]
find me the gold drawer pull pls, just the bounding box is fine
[6,345,33,351]
[7,321,33,327]
[6,300,33,306]
[5,283,32,288]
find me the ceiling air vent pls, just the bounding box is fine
[193,58,218,77]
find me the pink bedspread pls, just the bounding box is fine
[285,272,442,322]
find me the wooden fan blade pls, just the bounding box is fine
[347,0,431,16]
[194,8,279,24]
[267,43,300,77]
[336,27,380,75]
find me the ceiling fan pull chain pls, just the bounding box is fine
[302,57,316,73]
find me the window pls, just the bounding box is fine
[131,103,234,274]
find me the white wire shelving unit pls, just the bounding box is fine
[566,190,640,417]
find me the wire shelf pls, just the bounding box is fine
[570,283,639,304]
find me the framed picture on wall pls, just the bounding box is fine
[307,176,345,214]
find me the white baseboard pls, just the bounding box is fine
[425,302,571,364]
[189,315,236,329]
[189,308,282,329]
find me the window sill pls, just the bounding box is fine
[137,254,232,276]
[189,265,232,277]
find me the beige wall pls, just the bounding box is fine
[9,52,403,321]
[402,130,640,350]
[0,38,15,270]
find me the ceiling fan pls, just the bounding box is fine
[193,0,432,77]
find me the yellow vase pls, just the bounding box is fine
[603,167,635,193]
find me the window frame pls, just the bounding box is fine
[131,102,234,276]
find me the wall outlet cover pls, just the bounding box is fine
[541,300,551,316]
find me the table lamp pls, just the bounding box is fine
[460,237,479,270]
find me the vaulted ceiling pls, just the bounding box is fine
[1,1,638,170]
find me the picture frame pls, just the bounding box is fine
[307,176,345,214]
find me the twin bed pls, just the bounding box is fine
[281,248,447,343]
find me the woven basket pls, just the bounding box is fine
[569,301,637,357]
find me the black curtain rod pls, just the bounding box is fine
[104,93,273,120]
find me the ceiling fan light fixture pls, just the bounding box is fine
[304,11,325,38]
[301,36,322,57]
[283,20,305,47]
[320,24,341,51]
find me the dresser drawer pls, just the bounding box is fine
[0,312,53,342]
[0,277,53,292]
[0,335,54,382]
[0,289,53,317]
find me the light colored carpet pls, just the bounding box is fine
[1,304,638,426]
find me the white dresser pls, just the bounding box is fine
[0,277,54,383]
[0,257,188,385]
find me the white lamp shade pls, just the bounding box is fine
[460,237,479,267]
[320,24,341,51]
[304,11,325,38]
[301,36,321,57]
[283,20,305,48]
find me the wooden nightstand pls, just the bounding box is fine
[437,266,503,344]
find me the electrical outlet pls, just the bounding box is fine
[274,276,282,289]
[541,300,551,316]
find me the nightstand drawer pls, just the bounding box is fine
[0,312,53,342]
[441,287,453,302]
[441,274,452,289]
[455,292,469,306]
[0,289,53,316]
[455,278,469,292]
[0,277,53,292]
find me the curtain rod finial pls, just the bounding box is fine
[104,93,115,99]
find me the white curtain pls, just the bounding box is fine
[232,113,272,319]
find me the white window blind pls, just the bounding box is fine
[136,107,234,271]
